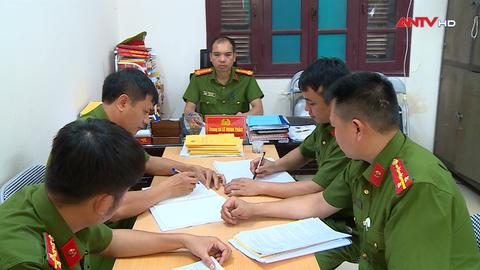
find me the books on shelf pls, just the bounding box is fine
[149,183,225,231]
[229,217,351,264]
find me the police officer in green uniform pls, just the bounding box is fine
[78,69,225,226]
[0,119,231,270]
[221,72,480,269]
[183,37,264,124]
[222,58,360,269]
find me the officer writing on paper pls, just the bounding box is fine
[79,69,224,224]
[221,72,480,269]
[224,58,359,269]
[0,119,231,270]
[182,36,264,129]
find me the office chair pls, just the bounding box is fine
[471,212,480,249]
[0,164,46,203]
[199,49,238,69]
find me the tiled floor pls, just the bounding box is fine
[294,175,480,270]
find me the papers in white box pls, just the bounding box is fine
[212,159,296,184]
[150,183,225,231]
[172,256,224,270]
[288,125,316,142]
[229,217,351,263]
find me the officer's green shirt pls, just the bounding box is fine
[299,124,350,188]
[182,67,264,115]
[324,131,480,270]
[299,124,359,269]
[0,184,112,270]
[79,104,150,161]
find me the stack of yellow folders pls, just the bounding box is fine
[185,134,243,156]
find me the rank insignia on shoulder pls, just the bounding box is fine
[235,68,254,76]
[390,158,412,195]
[44,232,62,270]
[194,67,213,76]
[61,238,81,268]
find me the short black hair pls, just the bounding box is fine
[299,57,350,98]
[102,68,158,105]
[46,119,145,204]
[211,36,236,53]
[325,72,400,133]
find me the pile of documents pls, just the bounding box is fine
[150,183,225,231]
[246,115,290,142]
[229,218,351,263]
[115,44,157,77]
[213,159,296,184]
[184,134,243,156]
[115,32,158,78]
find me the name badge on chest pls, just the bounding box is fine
[202,91,216,98]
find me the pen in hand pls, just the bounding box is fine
[171,168,182,174]
[252,152,266,180]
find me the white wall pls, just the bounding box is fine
[117,0,207,118]
[0,0,118,185]
[405,1,448,150]
[0,0,447,185]
[117,1,447,151]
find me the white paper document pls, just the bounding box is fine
[288,125,316,142]
[229,217,351,263]
[212,159,296,184]
[150,183,225,231]
[172,256,224,270]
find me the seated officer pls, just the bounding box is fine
[183,36,264,126]
[221,72,480,269]
[81,69,223,226]
[0,119,231,270]
[224,58,358,269]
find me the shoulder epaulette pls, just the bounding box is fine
[390,158,413,195]
[44,232,62,270]
[194,67,213,76]
[235,68,254,76]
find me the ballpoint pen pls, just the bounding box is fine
[252,152,266,180]
[171,168,182,174]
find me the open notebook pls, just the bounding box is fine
[149,183,225,231]
[229,218,351,263]
[212,159,296,184]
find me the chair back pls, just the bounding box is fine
[471,212,480,249]
[0,164,46,203]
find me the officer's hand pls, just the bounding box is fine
[224,178,264,196]
[221,197,254,224]
[183,235,231,268]
[250,158,277,178]
[190,165,224,189]
[162,172,197,198]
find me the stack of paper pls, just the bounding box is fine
[172,257,224,270]
[246,115,290,142]
[229,218,351,263]
[183,134,243,156]
[212,159,296,184]
[149,183,225,231]
[288,125,316,142]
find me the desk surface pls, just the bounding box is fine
[113,145,320,270]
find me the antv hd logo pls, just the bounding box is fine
[396,17,456,28]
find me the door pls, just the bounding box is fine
[453,71,480,182]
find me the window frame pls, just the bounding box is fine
[206,0,413,78]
